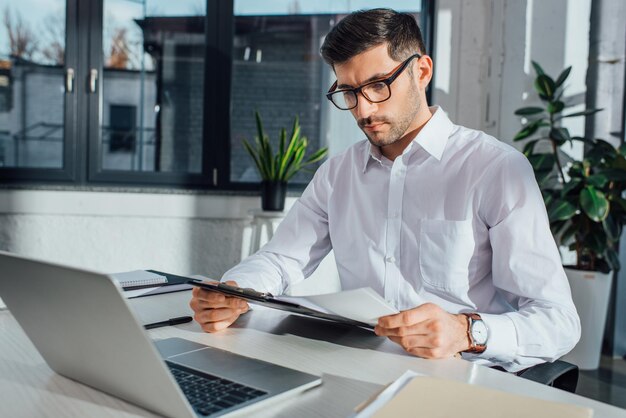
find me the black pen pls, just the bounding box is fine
[144,316,193,330]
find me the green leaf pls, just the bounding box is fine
[522,139,540,156]
[514,119,545,141]
[580,186,610,222]
[548,199,577,222]
[603,213,620,241]
[586,174,608,188]
[613,197,626,211]
[279,128,286,160]
[555,66,572,87]
[527,153,555,172]
[302,147,329,166]
[558,108,603,119]
[547,100,565,114]
[242,138,268,179]
[597,168,626,182]
[514,107,544,116]
[588,227,607,254]
[586,139,618,164]
[534,74,556,100]
[549,127,571,145]
[606,248,621,272]
[531,61,545,76]
[561,178,582,197]
[254,111,265,150]
[619,143,626,157]
[560,222,578,245]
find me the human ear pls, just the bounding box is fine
[415,55,433,90]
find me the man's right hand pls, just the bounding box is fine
[189,281,250,333]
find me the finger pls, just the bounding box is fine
[193,287,226,303]
[195,307,242,324]
[406,346,447,359]
[196,311,243,332]
[377,303,438,329]
[195,296,247,310]
[374,322,429,337]
[199,313,241,333]
[388,334,448,356]
[388,335,430,349]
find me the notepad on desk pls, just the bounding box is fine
[353,372,593,418]
[110,270,168,290]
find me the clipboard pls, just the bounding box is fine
[187,279,375,330]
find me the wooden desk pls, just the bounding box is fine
[1,303,624,417]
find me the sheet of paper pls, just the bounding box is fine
[123,286,162,299]
[126,291,193,326]
[276,287,399,325]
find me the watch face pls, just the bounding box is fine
[471,320,488,345]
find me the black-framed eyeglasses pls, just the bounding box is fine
[326,53,422,110]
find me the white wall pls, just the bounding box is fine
[433,0,591,157]
[0,191,269,277]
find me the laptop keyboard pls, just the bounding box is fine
[167,362,268,417]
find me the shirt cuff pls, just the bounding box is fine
[474,313,518,363]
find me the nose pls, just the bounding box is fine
[353,93,378,120]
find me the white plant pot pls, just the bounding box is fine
[561,267,613,370]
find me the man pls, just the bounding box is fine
[190,9,580,372]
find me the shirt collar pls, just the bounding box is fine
[362,106,454,173]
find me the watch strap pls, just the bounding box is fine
[463,313,487,354]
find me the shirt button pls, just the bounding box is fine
[385,256,396,263]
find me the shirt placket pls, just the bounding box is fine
[383,156,407,307]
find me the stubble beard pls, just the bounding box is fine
[359,82,422,148]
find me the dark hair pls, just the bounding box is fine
[320,8,426,67]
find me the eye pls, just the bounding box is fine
[369,82,386,92]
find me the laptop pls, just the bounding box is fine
[0,251,321,417]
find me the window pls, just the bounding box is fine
[108,104,136,153]
[0,0,433,189]
[0,0,70,173]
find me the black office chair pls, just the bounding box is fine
[517,360,579,393]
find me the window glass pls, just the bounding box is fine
[230,1,423,184]
[101,0,206,173]
[0,0,67,168]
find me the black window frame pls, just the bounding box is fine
[0,0,435,191]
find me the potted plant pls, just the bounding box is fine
[242,111,328,211]
[514,61,626,369]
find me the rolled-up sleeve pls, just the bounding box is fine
[471,152,581,371]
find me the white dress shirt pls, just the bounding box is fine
[223,106,581,372]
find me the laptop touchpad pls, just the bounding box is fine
[163,341,270,380]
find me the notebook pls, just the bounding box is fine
[110,270,168,289]
[356,375,593,418]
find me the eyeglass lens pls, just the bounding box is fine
[331,81,390,110]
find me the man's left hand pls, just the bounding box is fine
[374,303,470,359]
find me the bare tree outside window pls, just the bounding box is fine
[3,7,38,61]
[41,11,65,66]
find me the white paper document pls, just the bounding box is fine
[275,287,399,326]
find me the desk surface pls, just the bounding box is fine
[1,301,624,418]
